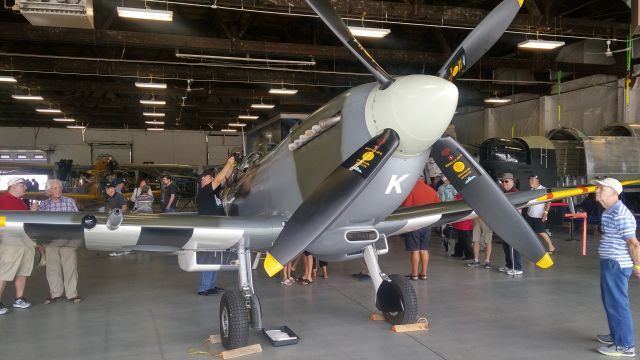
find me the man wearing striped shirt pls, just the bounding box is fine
[593,177,640,357]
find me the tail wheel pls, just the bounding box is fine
[219,290,250,349]
[381,274,418,325]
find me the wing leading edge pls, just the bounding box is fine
[0,211,282,252]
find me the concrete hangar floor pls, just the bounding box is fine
[1,228,638,360]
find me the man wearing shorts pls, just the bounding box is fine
[467,218,493,269]
[401,175,441,280]
[527,175,556,254]
[0,178,35,314]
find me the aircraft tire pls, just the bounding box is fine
[219,290,250,349]
[382,274,418,325]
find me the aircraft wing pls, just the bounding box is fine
[377,180,640,236]
[0,211,282,253]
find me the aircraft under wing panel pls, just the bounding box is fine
[0,211,282,252]
[378,180,640,236]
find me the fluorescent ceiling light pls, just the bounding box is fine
[12,94,43,101]
[347,26,391,38]
[238,115,259,120]
[66,125,86,129]
[147,127,165,131]
[221,129,237,132]
[140,99,166,105]
[135,82,167,89]
[143,112,165,117]
[269,88,298,95]
[228,122,247,127]
[517,39,565,50]
[36,108,62,113]
[484,97,512,104]
[0,75,17,83]
[175,52,316,66]
[117,7,173,21]
[53,118,75,122]
[251,103,275,109]
[144,120,165,125]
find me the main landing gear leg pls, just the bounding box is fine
[363,244,418,325]
[219,238,262,350]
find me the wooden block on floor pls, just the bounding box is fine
[370,313,385,321]
[391,322,429,333]
[220,344,262,359]
[208,334,221,344]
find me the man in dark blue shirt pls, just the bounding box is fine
[196,156,235,296]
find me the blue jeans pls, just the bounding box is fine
[600,258,634,348]
[197,271,218,292]
[502,241,521,270]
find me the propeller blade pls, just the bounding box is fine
[437,0,523,81]
[431,136,553,269]
[264,129,400,276]
[305,0,394,89]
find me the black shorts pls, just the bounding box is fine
[403,228,431,251]
[528,217,546,233]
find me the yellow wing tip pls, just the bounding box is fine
[263,253,284,277]
[0,216,5,227]
[517,0,524,7]
[536,252,554,269]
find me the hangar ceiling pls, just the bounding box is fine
[0,0,634,131]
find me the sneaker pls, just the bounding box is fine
[109,252,123,257]
[197,291,209,296]
[498,266,509,273]
[467,260,480,268]
[596,334,615,346]
[506,269,523,276]
[0,302,7,315]
[483,262,492,269]
[597,344,635,357]
[13,297,32,309]
[205,288,219,295]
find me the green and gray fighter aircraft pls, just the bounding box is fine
[0,0,572,350]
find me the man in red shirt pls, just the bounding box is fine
[401,175,441,280]
[0,178,34,315]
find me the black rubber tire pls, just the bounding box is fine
[382,274,418,325]
[219,290,250,350]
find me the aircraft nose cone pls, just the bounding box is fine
[365,75,459,156]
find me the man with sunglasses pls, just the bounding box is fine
[497,173,523,276]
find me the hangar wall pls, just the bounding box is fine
[0,127,242,166]
[453,75,624,144]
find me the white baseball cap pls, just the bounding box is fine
[7,177,26,187]
[592,177,623,195]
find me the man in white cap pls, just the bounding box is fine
[0,178,35,314]
[592,177,640,357]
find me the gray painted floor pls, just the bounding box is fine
[1,228,639,360]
